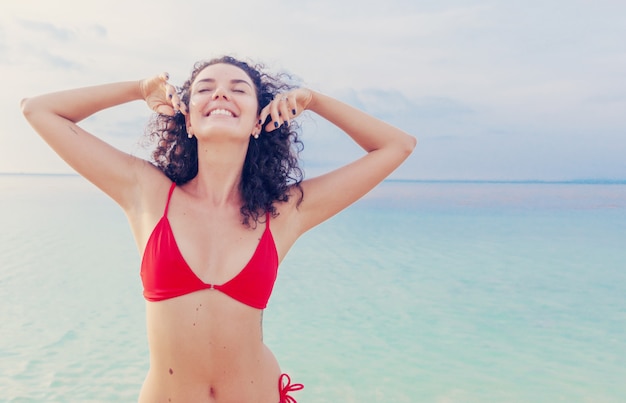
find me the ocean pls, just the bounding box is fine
[1,174,625,402]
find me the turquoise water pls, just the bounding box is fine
[1,175,625,402]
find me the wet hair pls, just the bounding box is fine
[145,56,304,227]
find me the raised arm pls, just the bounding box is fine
[20,74,179,210]
[260,89,417,235]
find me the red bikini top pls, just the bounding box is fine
[140,183,279,309]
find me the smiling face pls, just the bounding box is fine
[187,63,260,141]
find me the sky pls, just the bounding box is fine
[1,0,625,181]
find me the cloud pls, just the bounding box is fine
[330,88,481,145]
[18,19,75,41]
[3,18,84,70]
[90,24,107,38]
[337,89,474,120]
[19,43,83,70]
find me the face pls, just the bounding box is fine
[186,63,260,140]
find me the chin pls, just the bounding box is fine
[200,126,251,143]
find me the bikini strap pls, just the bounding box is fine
[163,182,176,216]
[265,210,271,229]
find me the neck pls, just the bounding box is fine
[188,139,249,207]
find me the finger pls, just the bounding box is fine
[156,103,175,116]
[265,99,282,132]
[257,109,267,130]
[165,84,176,102]
[257,102,272,131]
[142,72,169,101]
[278,96,291,126]
[174,93,188,115]
[165,84,183,114]
[174,96,189,115]
[286,95,298,117]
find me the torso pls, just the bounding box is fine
[128,177,299,403]
[138,292,281,403]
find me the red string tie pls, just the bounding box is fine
[278,373,304,403]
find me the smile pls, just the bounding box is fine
[208,108,235,117]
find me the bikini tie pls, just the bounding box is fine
[278,373,304,403]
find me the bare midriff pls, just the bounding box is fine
[138,290,281,403]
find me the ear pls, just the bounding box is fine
[251,119,262,137]
[185,113,193,135]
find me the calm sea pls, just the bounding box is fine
[1,175,625,403]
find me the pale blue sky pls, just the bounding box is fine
[2,0,625,180]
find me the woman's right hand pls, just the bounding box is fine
[139,73,187,116]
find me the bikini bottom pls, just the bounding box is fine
[278,373,303,403]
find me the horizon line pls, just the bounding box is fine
[1,172,626,185]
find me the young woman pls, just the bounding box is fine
[21,55,416,403]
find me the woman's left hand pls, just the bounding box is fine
[259,88,313,132]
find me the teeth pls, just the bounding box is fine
[209,109,234,117]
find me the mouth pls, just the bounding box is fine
[206,108,237,118]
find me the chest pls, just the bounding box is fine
[166,207,267,284]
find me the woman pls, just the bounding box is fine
[21,55,416,402]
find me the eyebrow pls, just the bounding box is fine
[194,78,253,88]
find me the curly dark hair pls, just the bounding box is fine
[145,56,304,226]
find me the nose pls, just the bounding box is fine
[212,86,229,100]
